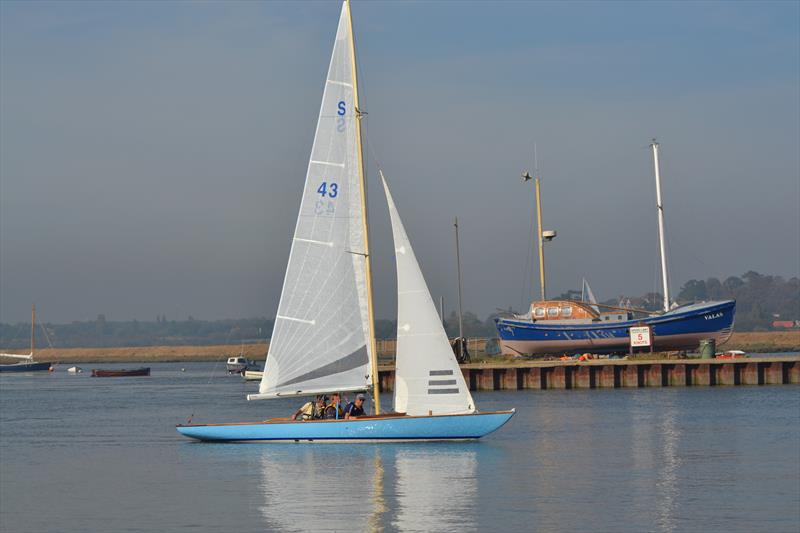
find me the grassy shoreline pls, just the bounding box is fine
[1,331,797,364]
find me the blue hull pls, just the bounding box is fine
[177,410,515,442]
[496,300,735,355]
[0,361,52,373]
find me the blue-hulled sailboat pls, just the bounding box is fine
[177,1,514,442]
[495,141,736,356]
[0,305,52,373]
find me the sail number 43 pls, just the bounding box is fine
[317,181,338,198]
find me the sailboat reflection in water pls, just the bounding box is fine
[177,0,513,442]
[256,446,477,532]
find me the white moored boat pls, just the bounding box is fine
[242,370,263,381]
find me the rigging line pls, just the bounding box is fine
[520,201,536,312]
[38,319,54,349]
[666,221,727,282]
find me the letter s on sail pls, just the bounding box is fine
[337,101,346,116]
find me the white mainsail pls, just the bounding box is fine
[251,1,372,400]
[0,352,33,360]
[381,173,475,416]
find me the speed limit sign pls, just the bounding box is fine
[630,326,651,348]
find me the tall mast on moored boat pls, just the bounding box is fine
[30,304,35,356]
[454,217,464,358]
[650,139,670,313]
[534,171,546,301]
[522,144,555,302]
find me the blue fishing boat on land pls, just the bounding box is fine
[177,0,514,443]
[0,305,52,373]
[496,300,735,356]
[496,141,736,356]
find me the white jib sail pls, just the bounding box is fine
[381,172,475,416]
[253,1,372,399]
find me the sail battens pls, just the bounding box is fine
[293,237,335,247]
[258,1,373,399]
[326,79,353,88]
[276,315,316,326]
[310,159,346,168]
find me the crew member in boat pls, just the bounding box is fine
[291,395,327,421]
[324,392,343,420]
[344,393,366,419]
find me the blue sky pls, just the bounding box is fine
[1,0,798,323]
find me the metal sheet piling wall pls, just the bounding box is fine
[376,357,799,393]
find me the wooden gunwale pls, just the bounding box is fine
[176,409,514,428]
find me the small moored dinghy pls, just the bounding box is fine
[242,370,263,381]
[91,367,150,377]
[177,0,513,443]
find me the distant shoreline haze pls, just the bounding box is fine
[1,272,796,349]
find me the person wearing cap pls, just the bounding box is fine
[291,395,327,421]
[344,393,366,419]
[323,392,343,420]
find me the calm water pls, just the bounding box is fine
[1,363,798,533]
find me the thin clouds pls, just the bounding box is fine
[0,1,797,322]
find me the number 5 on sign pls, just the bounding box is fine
[630,326,651,348]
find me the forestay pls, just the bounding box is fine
[381,173,475,416]
[251,1,372,400]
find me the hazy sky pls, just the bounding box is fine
[1,0,798,323]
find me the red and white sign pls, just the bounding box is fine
[630,326,651,348]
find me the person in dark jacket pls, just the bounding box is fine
[344,393,366,419]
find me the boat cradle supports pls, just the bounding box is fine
[377,357,799,392]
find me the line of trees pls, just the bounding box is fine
[1,271,795,349]
[674,271,798,331]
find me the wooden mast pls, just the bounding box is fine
[30,304,35,356]
[454,217,464,358]
[346,0,380,414]
[534,175,546,301]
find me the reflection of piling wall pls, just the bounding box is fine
[377,357,800,392]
